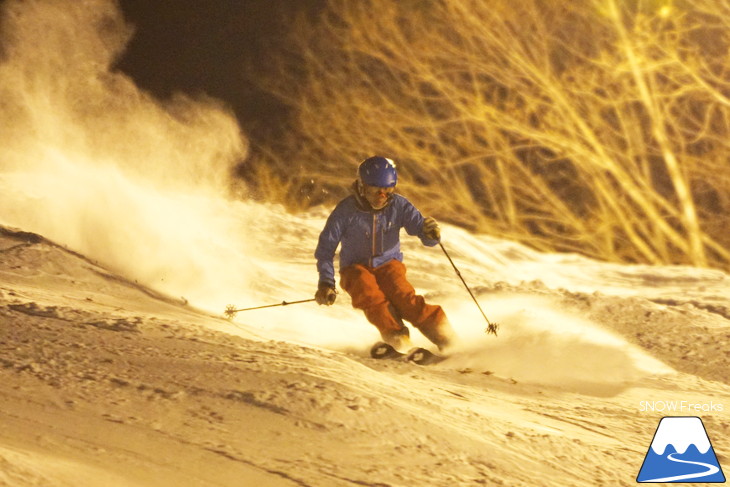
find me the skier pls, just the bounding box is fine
[314,156,456,351]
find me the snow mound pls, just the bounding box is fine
[444,294,673,390]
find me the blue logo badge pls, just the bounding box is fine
[637,416,725,483]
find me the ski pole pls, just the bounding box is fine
[224,299,316,319]
[439,243,499,336]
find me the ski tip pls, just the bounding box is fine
[406,347,445,365]
[370,341,402,359]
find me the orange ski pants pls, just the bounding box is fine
[340,259,447,340]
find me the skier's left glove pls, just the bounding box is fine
[315,284,337,306]
[423,216,441,241]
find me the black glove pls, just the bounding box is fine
[423,216,441,241]
[315,284,337,306]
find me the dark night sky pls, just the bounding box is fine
[116,0,323,138]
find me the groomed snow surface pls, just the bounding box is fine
[0,218,728,487]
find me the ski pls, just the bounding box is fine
[406,346,446,365]
[369,341,446,365]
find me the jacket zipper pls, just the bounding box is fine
[370,213,377,267]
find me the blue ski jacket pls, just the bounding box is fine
[315,184,439,288]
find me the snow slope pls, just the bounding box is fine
[1,220,728,487]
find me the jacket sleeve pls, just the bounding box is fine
[314,207,345,287]
[400,197,439,247]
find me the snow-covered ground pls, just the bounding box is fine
[0,212,728,486]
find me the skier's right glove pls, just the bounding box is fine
[315,284,337,306]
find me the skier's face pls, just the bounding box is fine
[362,184,394,209]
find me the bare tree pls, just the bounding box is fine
[255,0,730,270]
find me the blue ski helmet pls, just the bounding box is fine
[358,156,397,187]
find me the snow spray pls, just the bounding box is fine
[0,0,265,310]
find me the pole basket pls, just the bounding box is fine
[224,305,238,319]
[485,322,499,336]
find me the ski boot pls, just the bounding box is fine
[419,320,457,352]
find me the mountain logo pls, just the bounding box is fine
[637,416,726,483]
